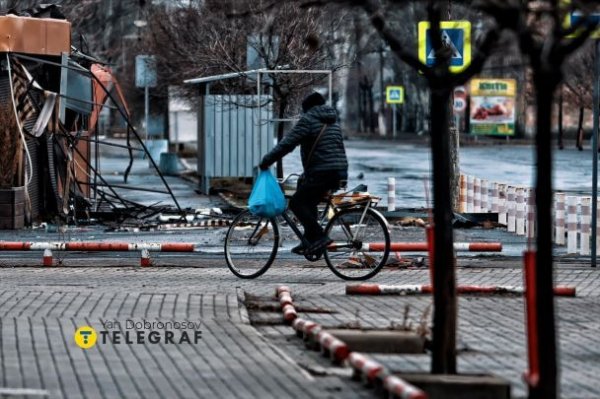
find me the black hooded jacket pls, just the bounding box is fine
[261,105,348,177]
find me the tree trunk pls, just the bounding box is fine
[358,81,365,132]
[368,84,375,133]
[450,125,460,212]
[576,106,584,151]
[558,87,563,150]
[531,79,558,399]
[429,87,457,375]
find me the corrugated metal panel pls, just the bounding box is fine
[200,95,273,192]
[0,74,42,221]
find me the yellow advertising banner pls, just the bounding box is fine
[470,79,516,97]
[469,78,517,136]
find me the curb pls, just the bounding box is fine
[275,285,427,398]
[346,284,577,297]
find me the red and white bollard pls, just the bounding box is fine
[507,186,516,233]
[42,248,53,266]
[527,189,536,240]
[481,179,489,212]
[383,375,427,399]
[279,291,293,307]
[567,196,578,254]
[516,187,525,236]
[498,183,507,225]
[282,304,297,324]
[348,352,385,384]
[140,249,151,267]
[276,285,291,296]
[491,182,499,213]
[387,177,396,212]
[555,193,566,245]
[460,174,467,213]
[467,175,474,213]
[474,177,481,213]
[580,197,591,256]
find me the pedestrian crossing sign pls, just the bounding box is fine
[561,0,600,39]
[386,86,404,104]
[418,21,471,73]
[565,11,600,39]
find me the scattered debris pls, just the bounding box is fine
[394,217,427,227]
[0,6,185,230]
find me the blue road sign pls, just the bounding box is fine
[418,21,471,73]
[135,55,157,88]
[426,29,464,66]
[386,86,404,104]
[571,12,600,28]
[568,12,600,38]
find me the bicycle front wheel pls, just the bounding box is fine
[324,207,390,280]
[224,210,279,279]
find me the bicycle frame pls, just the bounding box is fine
[277,196,377,252]
[279,211,307,244]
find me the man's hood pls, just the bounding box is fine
[306,105,337,124]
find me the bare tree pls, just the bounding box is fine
[564,42,595,149]
[144,1,350,176]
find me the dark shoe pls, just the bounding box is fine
[291,243,306,255]
[306,236,333,255]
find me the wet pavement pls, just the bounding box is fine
[293,139,598,208]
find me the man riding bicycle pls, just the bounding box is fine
[259,92,348,256]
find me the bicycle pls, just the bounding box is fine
[224,174,391,280]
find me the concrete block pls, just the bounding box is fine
[396,372,511,399]
[326,329,426,354]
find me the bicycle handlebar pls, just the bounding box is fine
[279,173,301,184]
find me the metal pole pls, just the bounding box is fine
[393,103,397,138]
[145,85,150,145]
[328,72,333,105]
[379,46,385,114]
[592,39,600,268]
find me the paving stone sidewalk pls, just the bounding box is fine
[0,256,599,398]
[0,265,369,399]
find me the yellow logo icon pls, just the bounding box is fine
[74,326,97,349]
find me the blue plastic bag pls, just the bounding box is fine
[248,170,286,217]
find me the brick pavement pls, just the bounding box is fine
[0,264,370,398]
[0,255,599,398]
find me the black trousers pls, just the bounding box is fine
[289,171,345,242]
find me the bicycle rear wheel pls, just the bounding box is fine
[324,207,390,280]
[224,210,279,279]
